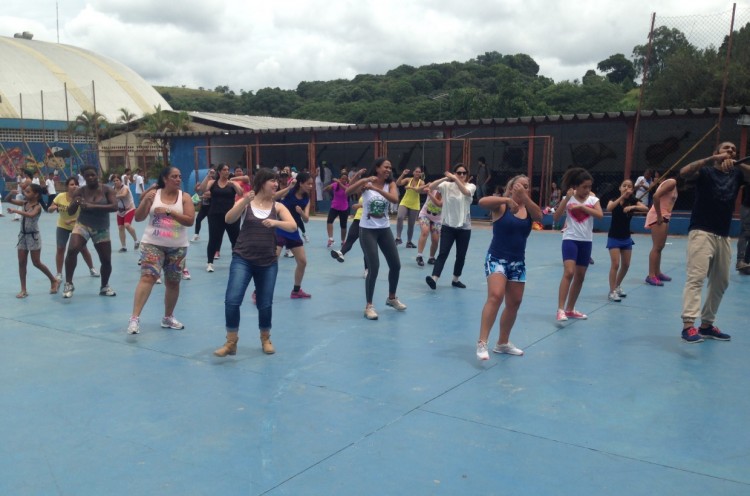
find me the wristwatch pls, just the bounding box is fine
[166,208,172,216]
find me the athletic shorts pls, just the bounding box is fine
[606,237,634,250]
[419,216,441,233]
[117,209,135,226]
[139,242,187,282]
[56,227,73,248]
[73,223,110,244]
[276,233,303,249]
[561,239,592,267]
[484,253,526,282]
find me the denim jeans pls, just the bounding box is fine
[225,253,278,332]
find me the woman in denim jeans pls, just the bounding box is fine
[214,168,297,357]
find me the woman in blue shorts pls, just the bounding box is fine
[606,179,647,301]
[475,175,542,360]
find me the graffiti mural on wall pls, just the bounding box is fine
[0,143,87,180]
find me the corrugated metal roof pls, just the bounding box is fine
[186,111,350,130]
[0,35,171,123]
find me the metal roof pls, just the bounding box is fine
[154,106,750,138]
[0,35,171,123]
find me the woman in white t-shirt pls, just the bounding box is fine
[346,158,407,320]
[425,163,477,290]
[553,167,603,322]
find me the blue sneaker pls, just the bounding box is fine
[681,327,704,343]
[698,325,731,341]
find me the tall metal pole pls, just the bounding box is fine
[716,3,737,146]
[632,13,656,174]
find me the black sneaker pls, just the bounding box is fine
[698,325,731,341]
[681,327,704,343]
[452,281,466,289]
[416,256,424,267]
[406,241,416,248]
[425,276,436,290]
[427,257,436,265]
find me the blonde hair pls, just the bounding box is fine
[503,174,528,197]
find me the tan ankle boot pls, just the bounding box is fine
[260,332,275,354]
[214,332,239,357]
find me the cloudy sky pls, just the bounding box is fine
[0,0,743,93]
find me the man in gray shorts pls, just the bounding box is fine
[62,165,118,298]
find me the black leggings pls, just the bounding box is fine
[327,207,349,229]
[431,225,472,279]
[360,227,400,303]
[195,203,210,235]
[341,219,367,269]
[207,214,240,263]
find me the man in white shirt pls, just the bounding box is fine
[634,169,653,206]
[45,172,58,211]
[121,168,132,187]
[133,168,145,201]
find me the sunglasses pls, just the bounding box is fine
[455,171,467,176]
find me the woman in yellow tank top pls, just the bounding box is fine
[395,167,424,248]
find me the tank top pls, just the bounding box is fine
[77,185,111,230]
[234,203,278,266]
[140,189,189,248]
[20,202,41,235]
[645,184,678,228]
[400,178,424,210]
[116,186,136,215]
[208,180,237,216]
[419,195,442,224]
[488,208,532,261]
[360,186,392,229]
[278,191,308,240]
[330,182,349,211]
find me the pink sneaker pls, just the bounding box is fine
[556,309,568,322]
[645,275,664,286]
[657,273,672,282]
[291,289,312,299]
[251,291,256,304]
[565,309,587,319]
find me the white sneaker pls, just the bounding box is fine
[284,249,294,258]
[62,282,75,298]
[331,250,345,263]
[182,269,191,280]
[160,315,185,330]
[134,241,140,250]
[55,273,63,282]
[127,316,140,335]
[608,291,621,302]
[615,286,627,298]
[89,268,100,277]
[99,285,116,297]
[206,263,214,273]
[302,233,309,243]
[156,278,162,284]
[385,297,407,311]
[192,234,200,242]
[364,306,378,320]
[493,342,524,356]
[476,341,489,360]
[363,269,369,279]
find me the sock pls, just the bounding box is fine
[293,285,301,292]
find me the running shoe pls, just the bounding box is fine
[89,268,100,277]
[291,289,312,299]
[55,273,63,282]
[425,276,437,290]
[364,306,378,320]
[427,257,436,265]
[556,309,568,322]
[615,286,627,297]
[645,275,663,286]
[119,247,127,253]
[363,269,368,279]
[155,278,162,284]
[303,233,309,243]
[127,316,140,335]
[395,238,402,245]
[476,341,489,361]
[206,263,214,273]
[416,256,424,267]
[451,281,466,288]
[327,238,334,248]
[182,269,191,280]
[62,282,75,299]
[406,241,416,248]
[134,241,140,250]
[608,291,621,302]
[698,325,731,341]
[214,251,220,259]
[657,273,672,282]
[331,250,345,263]
[493,342,524,356]
[681,326,704,343]
[284,249,294,258]
[161,315,185,330]
[385,297,407,311]
[191,234,200,242]
[99,285,116,297]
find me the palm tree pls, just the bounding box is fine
[69,110,108,168]
[118,108,137,169]
[142,105,192,166]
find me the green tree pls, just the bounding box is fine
[597,53,636,86]
[117,108,137,169]
[633,26,696,82]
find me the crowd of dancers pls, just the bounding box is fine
[5,141,750,358]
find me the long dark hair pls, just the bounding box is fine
[369,157,394,183]
[156,166,177,189]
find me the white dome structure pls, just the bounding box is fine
[0,35,170,122]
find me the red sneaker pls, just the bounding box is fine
[291,289,312,299]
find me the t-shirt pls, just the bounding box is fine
[330,182,349,211]
[688,166,743,237]
[53,194,79,230]
[360,187,392,229]
[46,179,57,195]
[635,175,650,202]
[277,192,309,241]
[562,194,599,242]
[438,181,476,229]
[399,178,424,210]
[134,174,145,194]
[608,197,638,239]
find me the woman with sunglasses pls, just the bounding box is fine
[425,163,477,290]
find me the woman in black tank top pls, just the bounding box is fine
[204,164,244,272]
